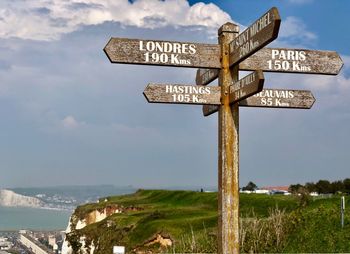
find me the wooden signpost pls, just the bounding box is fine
[242,48,343,74]
[203,88,316,116]
[143,84,221,105]
[143,71,264,105]
[196,48,343,86]
[196,68,220,86]
[228,7,281,66]
[104,38,220,69]
[229,70,264,104]
[104,6,343,254]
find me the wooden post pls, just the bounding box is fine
[218,22,240,254]
[341,196,345,228]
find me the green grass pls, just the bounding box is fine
[66,190,350,253]
[240,193,299,217]
[284,196,350,253]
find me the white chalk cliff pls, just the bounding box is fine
[62,206,122,254]
[0,189,43,208]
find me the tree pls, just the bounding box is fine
[305,182,317,193]
[289,184,303,194]
[343,178,350,194]
[315,180,332,194]
[242,181,257,191]
[331,180,344,193]
[297,186,311,207]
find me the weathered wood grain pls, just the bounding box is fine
[203,104,220,117]
[196,48,343,86]
[240,88,315,108]
[196,68,220,86]
[229,70,264,103]
[217,22,240,254]
[229,7,281,67]
[203,88,315,116]
[105,36,343,75]
[241,48,344,75]
[104,38,220,68]
[143,83,221,105]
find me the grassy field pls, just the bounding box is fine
[66,189,350,253]
[285,197,350,253]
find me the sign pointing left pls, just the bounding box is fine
[104,38,220,69]
[143,84,221,105]
[143,71,264,105]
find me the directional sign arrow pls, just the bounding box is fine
[196,68,220,86]
[202,105,221,117]
[104,38,220,69]
[241,48,344,75]
[240,89,316,108]
[229,7,281,67]
[196,48,343,86]
[104,36,343,76]
[143,84,221,105]
[229,70,264,104]
[203,88,315,116]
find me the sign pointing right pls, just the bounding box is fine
[196,48,343,86]
[203,88,316,116]
[229,70,264,104]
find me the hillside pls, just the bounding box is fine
[0,189,44,208]
[62,190,350,253]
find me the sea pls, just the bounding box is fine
[0,185,137,231]
[0,207,71,231]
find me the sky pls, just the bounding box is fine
[0,0,349,189]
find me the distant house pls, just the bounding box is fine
[240,186,292,195]
[262,186,289,192]
[253,186,291,195]
[254,189,270,194]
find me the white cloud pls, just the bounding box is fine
[236,15,317,49]
[0,0,232,41]
[61,115,82,129]
[278,16,317,45]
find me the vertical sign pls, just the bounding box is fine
[341,196,345,228]
[217,22,240,254]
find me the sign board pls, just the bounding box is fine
[229,7,281,67]
[104,38,220,69]
[105,37,343,82]
[196,49,343,86]
[113,246,125,254]
[241,48,343,75]
[143,84,221,105]
[229,70,264,103]
[203,88,315,116]
[196,68,220,86]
